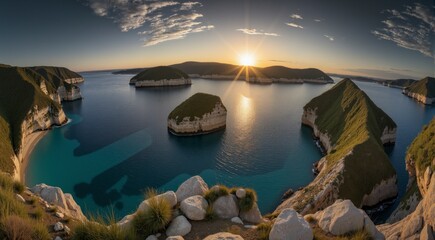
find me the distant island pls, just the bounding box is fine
[168,93,227,135]
[381,79,416,89]
[115,61,333,84]
[402,77,435,105]
[130,66,192,88]
[277,78,398,214]
[0,64,83,180]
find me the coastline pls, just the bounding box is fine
[20,130,47,183]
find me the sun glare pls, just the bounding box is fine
[239,53,255,66]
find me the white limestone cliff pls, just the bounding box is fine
[135,78,191,88]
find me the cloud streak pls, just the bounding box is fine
[324,35,334,41]
[286,23,303,29]
[236,28,279,36]
[290,14,303,19]
[86,0,213,46]
[372,3,435,57]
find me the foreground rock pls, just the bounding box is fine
[213,195,239,219]
[166,215,191,236]
[269,208,313,240]
[138,191,177,212]
[130,66,191,87]
[239,203,263,224]
[203,232,244,240]
[168,93,227,136]
[175,175,209,202]
[277,79,398,215]
[313,199,383,239]
[31,184,86,221]
[180,195,208,220]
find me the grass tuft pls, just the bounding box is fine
[238,188,257,212]
[257,222,273,240]
[0,215,50,240]
[204,185,230,204]
[132,195,173,237]
[31,206,44,220]
[205,204,217,220]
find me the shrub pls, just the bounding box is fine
[0,215,50,240]
[12,181,24,194]
[204,185,229,203]
[132,195,172,237]
[257,222,273,240]
[238,188,257,212]
[0,190,27,218]
[205,204,216,220]
[31,206,44,220]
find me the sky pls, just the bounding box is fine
[0,0,434,79]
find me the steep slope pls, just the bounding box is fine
[276,79,397,215]
[403,77,435,104]
[0,65,82,179]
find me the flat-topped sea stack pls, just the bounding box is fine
[402,76,435,105]
[168,93,227,135]
[130,66,191,88]
[276,78,398,215]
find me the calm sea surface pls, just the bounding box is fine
[26,72,435,220]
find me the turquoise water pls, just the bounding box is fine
[26,73,434,220]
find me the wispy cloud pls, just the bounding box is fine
[236,28,279,36]
[314,19,321,22]
[286,23,303,29]
[324,35,334,41]
[290,14,303,19]
[86,0,213,46]
[372,3,435,57]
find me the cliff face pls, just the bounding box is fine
[57,85,82,101]
[168,93,227,135]
[276,79,398,215]
[135,78,192,87]
[402,77,435,105]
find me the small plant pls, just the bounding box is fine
[27,196,37,205]
[264,212,280,220]
[238,188,257,212]
[0,173,14,191]
[63,216,72,224]
[257,222,273,240]
[346,229,372,240]
[47,206,57,213]
[132,195,172,237]
[0,215,50,240]
[205,204,216,220]
[31,206,44,220]
[305,214,316,223]
[12,181,25,194]
[204,185,229,203]
[0,190,27,218]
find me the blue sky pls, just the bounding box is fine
[0,0,433,79]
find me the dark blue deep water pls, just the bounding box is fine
[26,73,434,220]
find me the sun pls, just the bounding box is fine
[239,53,255,66]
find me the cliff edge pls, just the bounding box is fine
[168,93,227,135]
[402,77,435,105]
[276,78,398,215]
[130,66,191,87]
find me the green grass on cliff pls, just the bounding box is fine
[406,117,435,173]
[405,77,435,98]
[304,79,397,206]
[0,65,78,174]
[131,66,189,83]
[168,93,226,123]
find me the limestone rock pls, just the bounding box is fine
[420,224,434,240]
[402,215,423,238]
[54,237,63,240]
[138,191,177,212]
[239,202,263,224]
[55,212,64,218]
[166,237,184,240]
[231,217,244,225]
[31,184,86,221]
[54,222,64,232]
[361,210,384,240]
[269,208,313,240]
[203,232,244,240]
[180,195,208,220]
[317,199,364,236]
[213,195,239,219]
[166,215,191,236]
[236,189,246,198]
[15,194,25,203]
[175,176,208,202]
[145,235,158,240]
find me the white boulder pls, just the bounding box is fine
[239,202,263,224]
[180,195,208,220]
[145,235,158,240]
[269,208,313,240]
[166,215,191,236]
[203,232,244,240]
[138,191,177,212]
[175,176,209,202]
[53,222,64,232]
[236,189,246,198]
[231,217,244,225]
[213,195,239,219]
[166,237,184,240]
[15,194,25,203]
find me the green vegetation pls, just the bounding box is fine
[132,195,173,237]
[406,117,435,173]
[205,205,217,220]
[383,79,416,88]
[0,215,50,240]
[304,78,397,206]
[237,188,257,212]
[31,206,44,220]
[130,66,189,83]
[204,185,230,203]
[0,65,80,174]
[256,222,273,240]
[168,93,225,124]
[71,211,135,240]
[405,77,435,98]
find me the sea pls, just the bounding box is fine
[26,72,435,221]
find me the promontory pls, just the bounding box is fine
[129,66,191,87]
[402,76,435,105]
[276,78,398,214]
[168,93,227,135]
